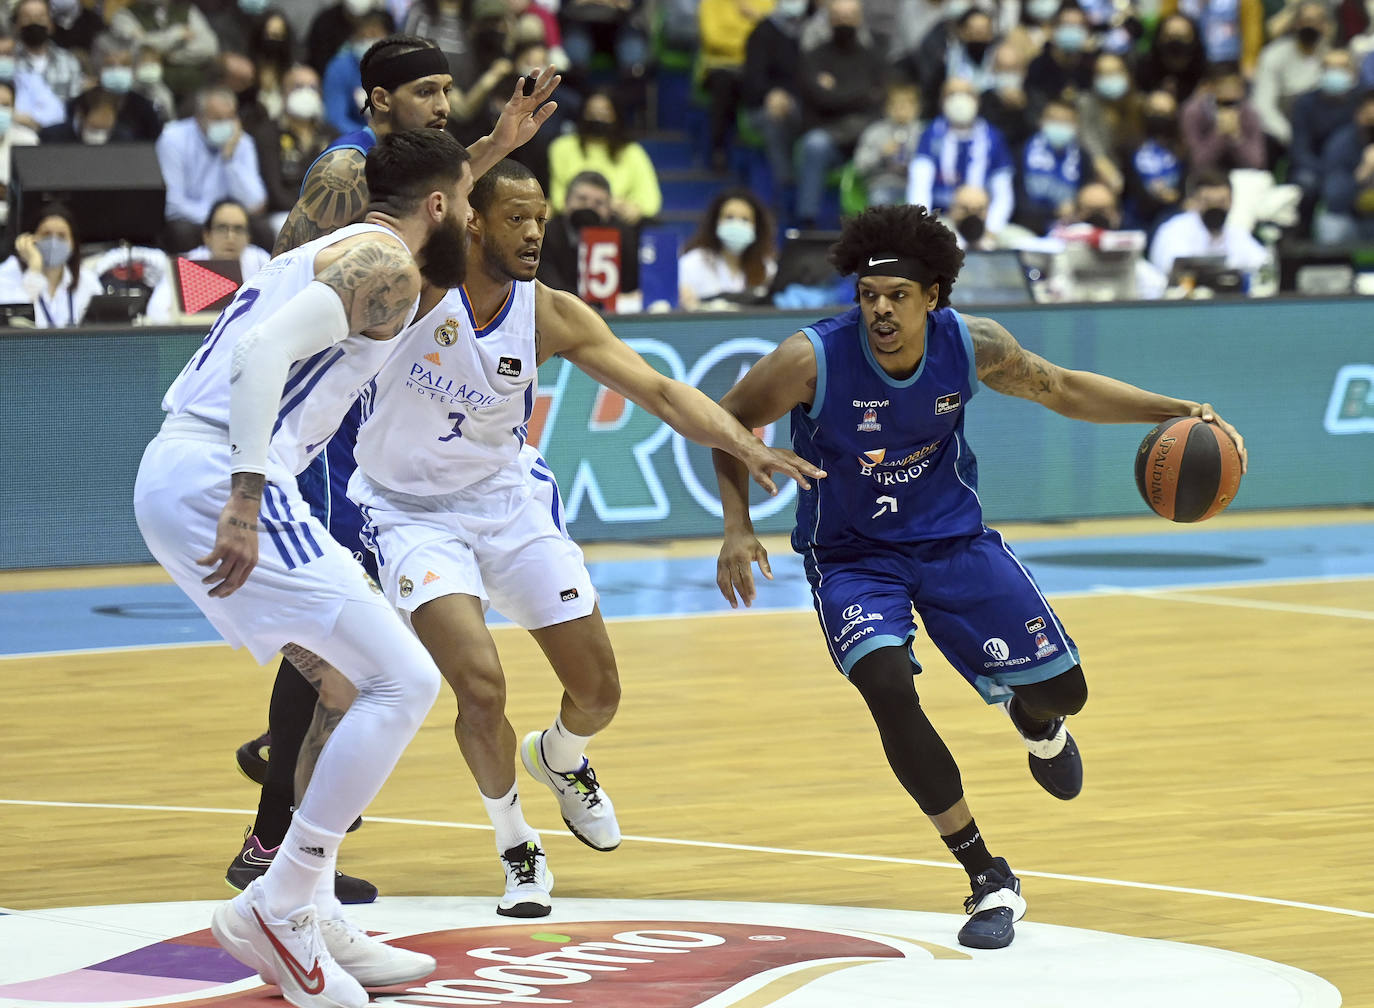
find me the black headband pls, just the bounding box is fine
[361,47,449,100]
[856,254,935,285]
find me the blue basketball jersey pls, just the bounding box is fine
[791,305,984,555]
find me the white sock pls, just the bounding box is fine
[540,714,593,772]
[481,781,534,852]
[313,850,344,921]
[261,814,345,919]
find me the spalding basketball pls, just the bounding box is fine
[1134,417,1243,523]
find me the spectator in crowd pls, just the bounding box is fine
[51,0,106,57]
[897,5,998,116]
[853,80,923,207]
[1133,13,1206,104]
[910,76,1015,232]
[1004,0,1061,65]
[0,30,65,131]
[213,50,272,134]
[980,41,1037,156]
[940,182,1036,249]
[678,188,778,310]
[1049,180,1168,299]
[1077,50,1141,194]
[403,0,467,63]
[253,63,336,232]
[110,0,220,101]
[198,0,264,57]
[1180,62,1265,174]
[87,34,163,140]
[1316,87,1374,241]
[306,0,394,77]
[322,9,391,132]
[1174,0,1265,75]
[444,0,518,139]
[0,206,102,328]
[0,81,38,228]
[13,0,83,104]
[39,86,120,143]
[1148,169,1267,279]
[548,88,661,224]
[1016,95,1094,234]
[144,197,270,322]
[155,84,269,253]
[698,0,769,173]
[793,0,887,227]
[1128,88,1188,232]
[536,169,643,310]
[449,39,554,189]
[741,0,806,208]
[1289,48,1363,235]
[133,46,177,123]
[558,0,649,120]
[1025,4,1095,111]
[1253,0,1331,160]
[249,12,300,122]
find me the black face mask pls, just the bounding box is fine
[1144,114,1176,137]
[568,207,605,229]
[831,24,858,47]
[580,120,614,140]
[965,40,990,62]
[18,23,49,48]
[260,38,290,62]
[957,214,986,244]
[1159,38,1191,65]
[1083,211,1114,230]
[1201,206,1228,233]
[1296,25,1322,46]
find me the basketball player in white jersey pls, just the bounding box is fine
[347,160,826,917]
[133,129,474,1008]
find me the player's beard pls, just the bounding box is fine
[419,208,468,289]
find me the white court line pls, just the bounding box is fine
[1113,588,1374,620]
[3,798,1370,922]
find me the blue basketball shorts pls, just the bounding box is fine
[802,526,1081,704]
[297,432,376,581]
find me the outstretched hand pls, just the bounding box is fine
[717,531,772,608]
[1189,402,1248,475]
[490,67,561,153]
[740,441,826,497]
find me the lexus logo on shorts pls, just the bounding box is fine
[842,604,863,620]
[983,638,1010,660]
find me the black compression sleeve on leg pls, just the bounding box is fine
[849,647,964,817]
[250,657,318,847]
[1011,665,1088,722]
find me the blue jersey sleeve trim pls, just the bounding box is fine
[802,326,826,420]
[955,310,977,400]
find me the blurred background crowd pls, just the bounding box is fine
[3,0,1374,324]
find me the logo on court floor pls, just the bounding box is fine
[0,898,1340,1008]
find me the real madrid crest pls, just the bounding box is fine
[434,317,460,347]
[399,575,414,598]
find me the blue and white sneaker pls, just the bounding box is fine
[957,858,1027,950]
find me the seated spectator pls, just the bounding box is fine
[1127,89,1188,233]
[1289,48,1363,235]
[941,182,1038,250]
[1025,4,1095,111]
[253,64,336,233]
[39,87,122,144]
[548,89,662,224]
[535,170,642,310]
[322,10,391,133]
[13,0,83,105]
[908,76,1015,232]
[213,50,273,135]
[698,0,769,173]
[558,0,649,121]
[132,46,176,124]
[155,84,269,253]
[0,30,66,132]
[1148,169,1267,280]
[1078,51,1141,194]
[1253,0,1331,161]
[51,0,107,58]
[88,33,163,141]
[0,207,102,327]
[248,13,300,123]
[110,0,220,102]
[980,41,1037,157]
[678,188,778,310]
[897,5,998,116]
[1133,13,1206,104]
[1015,96,1094,234]
[1175,0,1265,75]
[1316,88,1374,242]
[145,198,270,322]
[1180,63,1265,175]
[852,80,923,208]
[1048,181,1167,299]
[740,0,806,209]
[0,81,39,229]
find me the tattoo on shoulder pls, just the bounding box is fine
[273,151,369,255]
[969,314,1054,400]
[316,240,418,333]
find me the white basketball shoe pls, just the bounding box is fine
[520,729,622,851]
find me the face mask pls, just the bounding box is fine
[1320,68,1354,94]
[0,106,12,134]
[831,24,858,46]
[0,57,14,79]
[580,119,614,138]
[1027,0,1059,21]
[260,37,290,61]
[239,0,269,13]
[1042,121,1076,148]
[964,40,990,63]
[943,92,978,127]
[1201,206,1227,232]
[37,235,71,269]
[343,0,374,16]
[994,71,1023,93]
[285,87,323,120]
[101,66,134,94]
[136,62,163,86]
[1296,25,1322,46]
[568,207,605,229]
[956,214,986,244]
[716,218,756,254]
[1053,23,1087,52]
[775,0,807,16]
[82,126,110,144]
[1094,74,1128,100]
[18,23,49,48]
[1083,211,1113,230]
[204,119,236,147]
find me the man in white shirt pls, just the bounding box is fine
[1148,169,1267,281]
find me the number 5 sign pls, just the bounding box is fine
[577,226,622,311]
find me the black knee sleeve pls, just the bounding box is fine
[1012,665,1088,720]
[849,648,964,817]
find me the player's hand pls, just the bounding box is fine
[491,66,561,152]
[717,531,771,608]
[1191,402,1247,475]
[197,497,261,597]
[739,440,826,497]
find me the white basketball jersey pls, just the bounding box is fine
[354,280,538,495]
[162,223,413,478]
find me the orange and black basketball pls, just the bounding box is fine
[1134,417,1243,522]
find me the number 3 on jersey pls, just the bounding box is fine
[439,411,466,442]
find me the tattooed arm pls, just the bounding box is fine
[272,148,370,255]
[314,236,421,338]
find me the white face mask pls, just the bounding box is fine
[204,119,236,147]
[0,106,12,135]
[135,62,163,86]
[343,0,375,16]
[943,92,978,127]
[82,126,111,145]
[285,87,324,121]
[101,65,135,94]
[775,0,807,16]
[716,218,756,254]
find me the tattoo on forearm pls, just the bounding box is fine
[227,516,259,531]
[970,315,1055,401]
[316,240,419,332]
[273,152,369,255]
[229,472,265,501]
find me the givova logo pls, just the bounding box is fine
[0,898,1339,1007]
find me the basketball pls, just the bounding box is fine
[1134,417,1243,523]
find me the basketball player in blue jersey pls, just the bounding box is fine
[225,35,561,903]
[712,204,1247,951]
[347,160,825,917]
[134,129,476,1008]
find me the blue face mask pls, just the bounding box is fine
[101,65,134,93]
[204,119,236,147]
[0,57,15,79]
[1320,68,1354,94]
[1094,74,1128,100]
[716,218,756,254]
[1054,23,1088,51]
[239,0,269,12]
[1042,121,1077,148]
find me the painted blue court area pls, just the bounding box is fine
[2,521,1371,657]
